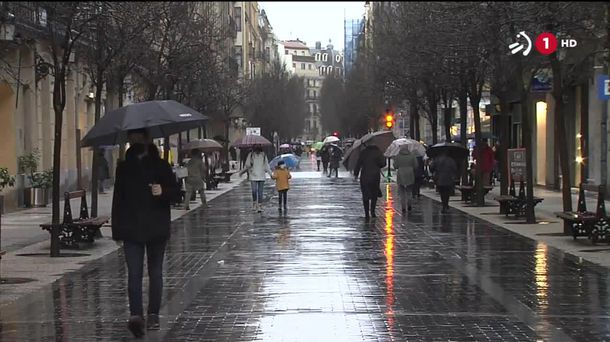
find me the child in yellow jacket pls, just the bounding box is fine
[272,161,292,211]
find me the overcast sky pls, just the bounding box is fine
[259,2,366,51]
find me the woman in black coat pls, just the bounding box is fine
[112,130,180,337]
[354,142,386,219]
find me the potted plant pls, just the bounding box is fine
[19,149,52,207]
[29,169,53,207]
[0,167,15,214]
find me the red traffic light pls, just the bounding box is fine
[333,131,339,136]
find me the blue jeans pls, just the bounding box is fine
[251,181,265,204]
[123,239,167,316]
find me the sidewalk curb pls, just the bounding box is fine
[0,176,245,308]
[419,188,610,269]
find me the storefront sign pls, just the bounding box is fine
[598,75,610,100]
[507,148,527,183]
[246,127,261,136]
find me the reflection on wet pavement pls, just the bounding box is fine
[2,162,610,341]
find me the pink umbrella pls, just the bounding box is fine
[231,134,272,148]
[279,143,291,149]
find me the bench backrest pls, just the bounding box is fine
[63,190,89,224]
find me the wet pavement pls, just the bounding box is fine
[2,158,610,341]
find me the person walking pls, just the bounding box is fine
[112,128,180,338]
[354,141,386,220]
[239,145,273,212]
[328,145,342,178]
[183,149,207,210]
[320,147,330,175]
[316,150,322,171]
[272,160,291,212]
[97,149,110,194]
[393,145,417,214]
[412,155,425,199]
[430,153,459,213]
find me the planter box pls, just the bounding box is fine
[24,188,49,208]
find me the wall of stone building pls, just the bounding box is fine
[588,69,609,192]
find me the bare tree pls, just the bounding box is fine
[41,2,99,256]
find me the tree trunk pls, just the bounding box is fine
[550,54,573,212]
[470,94,485,207]
[410,99,418,140]
[444,107,452,142]
[224,117,230,171]
[459,91,468,185]
[117,74,126,161]
[498,97,509,196]
[430,96,438,145]
[51,69,66,257]
[521,90,536,223]
[91,73,104,218]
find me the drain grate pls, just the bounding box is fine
[1,277,36,285]
[16,252,90,257]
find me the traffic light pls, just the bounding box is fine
[384,109,395,129]
[333,131,339,137]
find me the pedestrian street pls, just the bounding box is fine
[2,159,610,341]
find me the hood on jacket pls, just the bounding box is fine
[399,145,412,155]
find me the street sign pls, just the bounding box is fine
[507,148,527,183]
[246,127,261,136]
[598,75,610,100]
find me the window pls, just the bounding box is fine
[301,63,305,70]
[235,7,242,31]
[301,50,305,55]
[313,104,318,114]
[308,64,312,70]
[313,120,317,129]
[285,49,288,55]
[315,53,321,61]
[313,90,317,99]
[292,63,296,68]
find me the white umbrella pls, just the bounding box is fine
[384,138,426,157]
[323,136,340,144]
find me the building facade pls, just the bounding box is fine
[280,39,344,142]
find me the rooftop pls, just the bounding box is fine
[282,39,309,49]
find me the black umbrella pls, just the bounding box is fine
[427,142,469,159]
[81,100,208,147]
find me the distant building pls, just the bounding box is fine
[280,39,343,142]
[344,18,364,75]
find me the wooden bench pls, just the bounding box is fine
[495,179,543,217]
[556,184,610,243]
[40,190,109,248]
[457,185,493,203]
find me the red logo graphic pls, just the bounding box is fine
[535,33,557,55]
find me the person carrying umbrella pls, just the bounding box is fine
[393,145,417,214]
[328,145,343,178]
[354,141,386,220]
[111,128,181,337]
[183,149,207,210]
[239,144,273,212]
[320,146,330,174]
[430,151,459,213]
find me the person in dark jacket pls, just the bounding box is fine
[412,156,425,199]
[430,153,459,213]
[354,142,386,220]
[112,128,180,338]
[328,145,342,178]
[97,149,110,194]
[320,147,330,174]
